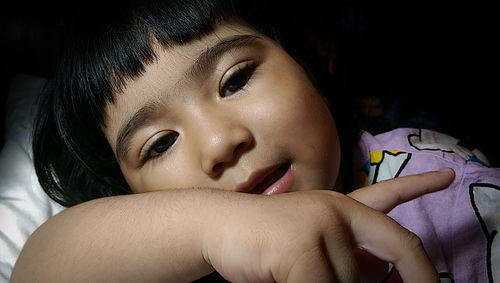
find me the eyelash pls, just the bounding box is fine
[141,132,179,165]
[219,61,257,98]
[140,61,258,165]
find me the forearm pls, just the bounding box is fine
[11,170,453,282]
[11,189,219,282]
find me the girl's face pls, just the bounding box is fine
[103,23,341,194]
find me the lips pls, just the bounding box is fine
[236,163,293,195]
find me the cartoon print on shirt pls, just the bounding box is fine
[470,183,500,283]
[365,148,458,283]
[363,150,412,185]
[408,129,490,166]
[361,129,497,282]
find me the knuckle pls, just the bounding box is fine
[315,199,343,225]
[376,178,396,188]
[403,230,425,252]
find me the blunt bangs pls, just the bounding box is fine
[34,0,350,206]
[36,0,244,206]
[62,0,236,128]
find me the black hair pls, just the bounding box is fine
[33,0,360,207]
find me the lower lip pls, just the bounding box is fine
[261,164,294,195]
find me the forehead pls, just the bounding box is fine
[103,22,262,145]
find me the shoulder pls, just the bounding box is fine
[359,128,491,168]
[358,128,498,186]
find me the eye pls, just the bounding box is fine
[219,61,257,98]
[141,132,179,164]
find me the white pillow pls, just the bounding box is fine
[0,74,65,282]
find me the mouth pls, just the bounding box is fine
[236,163,293,195]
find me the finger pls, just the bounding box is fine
[348,168,455,213]
[347,203,439,283]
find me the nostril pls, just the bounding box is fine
[210,142,247,175]
[213,162,223,172]
[234,141,247,155]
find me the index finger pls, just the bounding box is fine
[348,168,455,213]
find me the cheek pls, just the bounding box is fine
[260,74,334,143]
[252,67,340,186]
[284,94,340,188]
[249,66,339,153]
[288,94,339,162]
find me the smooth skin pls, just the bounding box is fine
[103,23,341,194]
[12,20,456,282]
[12,170,455,282]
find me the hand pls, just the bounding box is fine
[202,169,454,282]
[348,168,456,281]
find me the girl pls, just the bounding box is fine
[13,0,497,282]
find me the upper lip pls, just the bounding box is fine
[235,164,283,194]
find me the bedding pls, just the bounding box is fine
[0,74,65,282]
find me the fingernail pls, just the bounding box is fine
[438,168,455,175]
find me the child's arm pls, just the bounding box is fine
[11,189,217,282]
[11,170,453,282]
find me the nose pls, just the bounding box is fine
[196,115,253,177]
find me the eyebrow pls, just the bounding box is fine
[115,100,161,163]
[188,34,260,81]
[115,34,261,164]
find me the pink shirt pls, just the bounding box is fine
[358,128,499,283]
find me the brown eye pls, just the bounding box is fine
[219,61,257,98]
[143,132,179,163]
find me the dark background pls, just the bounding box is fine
[1,0,497,165]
